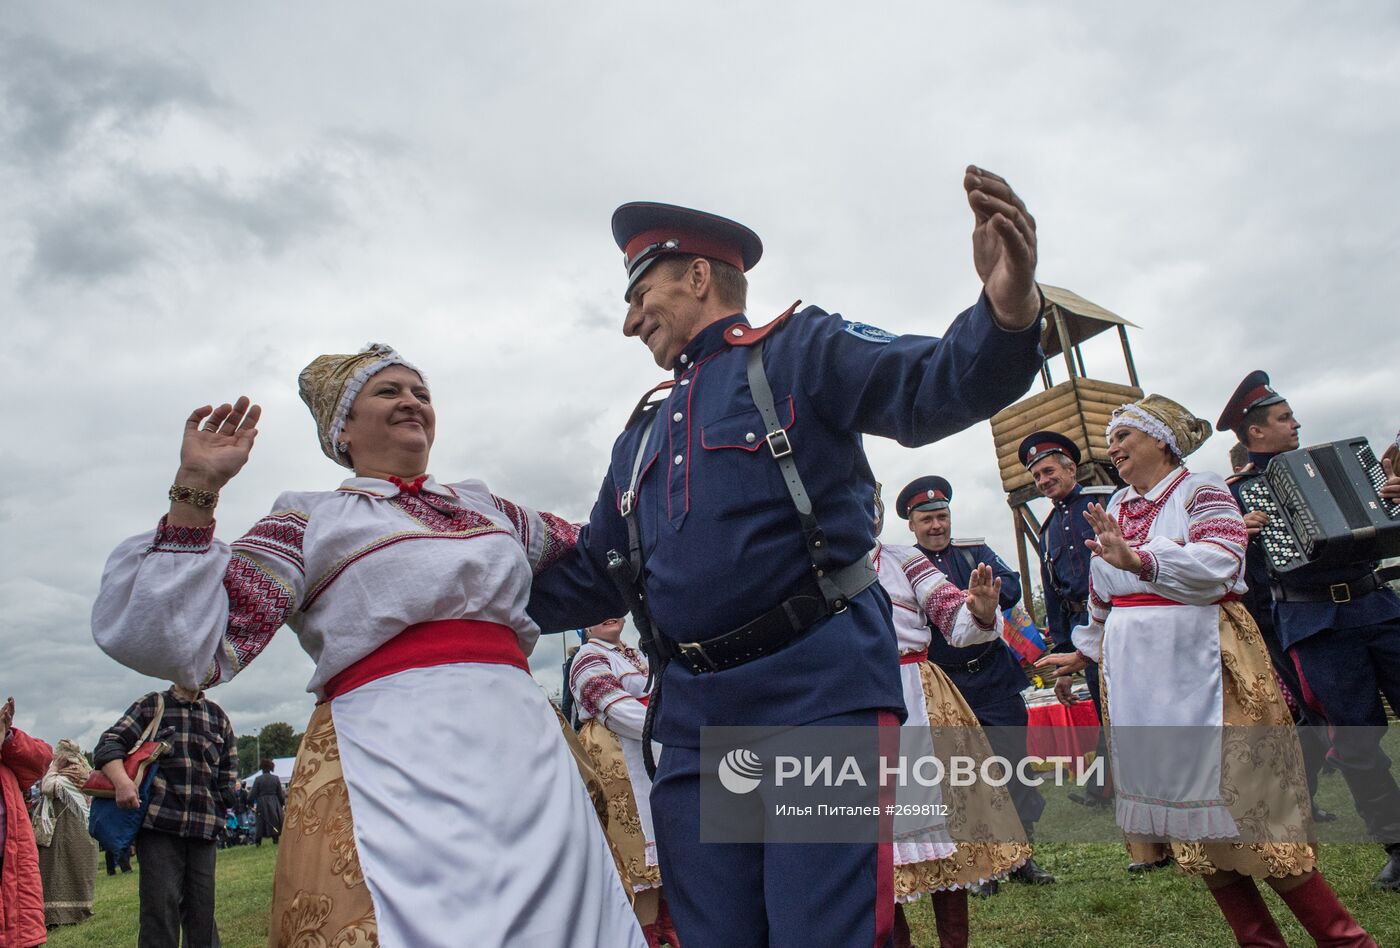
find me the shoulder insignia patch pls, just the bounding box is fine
[842,321,898,344]
[951,537,985,546]
[1082,486,1118,496]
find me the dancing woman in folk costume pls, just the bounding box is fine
[92,344,645,948]
[569,618,680,947]
[1038,395,1375,948]
[872,487,1029,948]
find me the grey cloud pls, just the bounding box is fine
[22,158,352,287]
[0,31,222,164]
[26,197,149,284]
[127,159,348,257]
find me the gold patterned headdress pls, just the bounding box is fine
[1106,394,1212,460]
[298,343,425,467]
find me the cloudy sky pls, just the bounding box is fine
[3,3,1398,749]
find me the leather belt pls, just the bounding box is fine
[1271,566,1400,604]
[670,554,877,675]
[930,641,1000,675]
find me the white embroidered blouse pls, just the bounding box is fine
[874,542,1000,652]
[569,641,649,741]
[92,476,579,696]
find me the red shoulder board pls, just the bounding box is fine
[723,300,801,347]
[625,379,676,429]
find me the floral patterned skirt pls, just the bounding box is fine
[1118,601,1316,877]
[893,661,1032,899]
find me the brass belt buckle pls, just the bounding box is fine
[678,640,718,672]
[1329,583,1352,604]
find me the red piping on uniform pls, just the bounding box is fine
[874,709,898,947]
[321,620,526,702]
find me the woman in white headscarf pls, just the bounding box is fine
[92,344,644,948]
[36,738,97,927]
[1038,395,1375,948]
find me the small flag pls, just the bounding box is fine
[1001,604,1048,664]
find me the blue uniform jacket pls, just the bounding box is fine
[528,296,1043,747]
[1037,484,1117,652]
[916,539,1029,703]
[1230,453,1400,651]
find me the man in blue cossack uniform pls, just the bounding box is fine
[528,168,1046,947]
[895,475,1055,892]
[1017,432,1120,814]
[1220,370,1400,890]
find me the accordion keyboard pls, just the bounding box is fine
[1357,443,1400,519]
[1237,477,1306,572]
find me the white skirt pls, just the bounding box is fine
[330,663,645,947]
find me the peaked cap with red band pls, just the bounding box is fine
[896,476,953,519]
[1216,369,1286,432]
[1018,430,1081,469]
[612,201,763,301]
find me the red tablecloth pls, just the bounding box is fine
[1026,699,1100,766]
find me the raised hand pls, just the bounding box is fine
[966,563,1003,627]
[1083,503,1143,574]
[964,166,1040,330]
[177,396,262,492]
[0,696,12,743]
[1381,454,1400,502]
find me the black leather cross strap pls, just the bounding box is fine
[670,554,877,675]
[1271,565,1400,604]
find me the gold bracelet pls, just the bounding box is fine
[169,484,220,509]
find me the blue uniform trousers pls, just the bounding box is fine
[1289,619,1400,845]
[650,709,895,948]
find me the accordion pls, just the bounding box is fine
[1234,437,1400,574]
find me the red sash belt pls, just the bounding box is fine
[899,649,929,665]
[322,619,527,702]
[1111,592,1243,608]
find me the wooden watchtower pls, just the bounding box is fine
[989,285,1144,599]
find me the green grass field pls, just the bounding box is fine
[45,770,1399,947]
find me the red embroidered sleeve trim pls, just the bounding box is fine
[220,554,295,676]
[1136,549,1159,582]
[537,512,582,574]
[490,495,531,549]
[151,516,216,554]
[231,511,307,571]
[921,581,969,637]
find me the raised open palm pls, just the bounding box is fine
[965,563,1003,627]
[178,396,262,489]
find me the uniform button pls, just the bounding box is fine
[745,432,756,443]
[731,328,743,337]
[673,412,683,423]
[679,353,689,365]
[679,378,690,386]
[674,454,684,465]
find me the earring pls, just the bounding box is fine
[336,441,350,453]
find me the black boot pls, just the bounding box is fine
[1375,844,1400,891]
[1312,804,1339,824]
[968,879,1000,898]
[1010,855,1056,885]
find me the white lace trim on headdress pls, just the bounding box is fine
[1106,404,1180,456]
[328,344,426,455]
